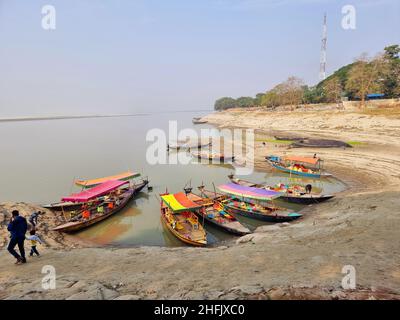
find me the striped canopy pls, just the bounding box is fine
[161,192,202,213]
[218,183,281,201]
[62,180,128,203]
[75,171,140,188]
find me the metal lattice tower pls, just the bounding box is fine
[319,13,327,81]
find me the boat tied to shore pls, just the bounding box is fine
[228,175,334,205]
[200,184,302,223]
[52,178,149,233]
[160,192,207,246]
[191,151,235,163]
[183,187,250,235]
[75,171,141,188]
[265,155,332,179]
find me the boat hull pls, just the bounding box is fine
[53,181,148,233]
[229,176,334,205]
[223,205,301,223]
[194,211,249,236]
[266,160,331,178]
[280,194,334,204]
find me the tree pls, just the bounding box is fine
[261,89,279,108]
[345,53,384,108]
[381,45,400,98]
[214,97,237,111]
[280,77,305,109]
[236,97,255,108]
[323,77,343,103]
[302,86,323,104]
[254,93,265,106]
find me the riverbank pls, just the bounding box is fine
[1,105,400,300]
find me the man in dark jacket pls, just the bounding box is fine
[7,210,28,264]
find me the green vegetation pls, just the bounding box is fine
[255,137,293,144]
[346,141,366,146]
[214,45,400,111]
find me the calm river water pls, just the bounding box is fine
[0,111,346,246]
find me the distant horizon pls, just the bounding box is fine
[0,0,399,117]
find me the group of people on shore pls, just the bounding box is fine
[7,210,43,265]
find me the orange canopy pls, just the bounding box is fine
[282,156,320,165]
[75,171,140,188]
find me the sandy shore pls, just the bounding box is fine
[1,105,400,300]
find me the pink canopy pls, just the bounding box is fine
[61,180,128,203]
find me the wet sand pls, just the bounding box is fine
[1,105,400,300]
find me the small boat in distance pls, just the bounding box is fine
[160,192,207,246]
[228,175,334,205]
[185,189,250,235]
[191,151,235,162]
[168,141,212,151]
[75,171,141,188]
[192,118,208,124]
[266,155,332,178]
[52,179,149,233]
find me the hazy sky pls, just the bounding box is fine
[0,0,399,116]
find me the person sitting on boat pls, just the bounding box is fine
[305,184,312,194]
[108,201,114,210]
[82,209,91,220]
[97,205,104,215]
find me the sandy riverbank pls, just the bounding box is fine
[1,105,400,300]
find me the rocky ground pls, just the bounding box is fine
[1,104,400,300]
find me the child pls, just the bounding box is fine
[26,230,42,257]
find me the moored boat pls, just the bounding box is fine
[42,201,83,212]
[169,141,212,151]
[191,151,235,162]
[52,179,148,233]
[75,171,141,188]
[217,183,302,222]
[266,155,332,178]
[192,118,208,124]
[228,176,334,205]
[186,191,250,235]
[160,192,207,246]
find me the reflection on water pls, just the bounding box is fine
[0,112,347,247]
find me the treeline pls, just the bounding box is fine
[214,45,400,110]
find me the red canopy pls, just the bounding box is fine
[61,180,128,203]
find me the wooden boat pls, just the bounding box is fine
[191,151,235,162]
[274,135,307,141]
[228,176,334,205]
[75,171,141,188]
[205,185,302,223]
[42,201,83,212]
[160,192,207,246]
[192,119,208,124]
[266,155,332,178]
[186,191,250,235]
[222,199,302,222]
[169,141,212,151]
[52,180,148,233]
[291,139,352,149]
